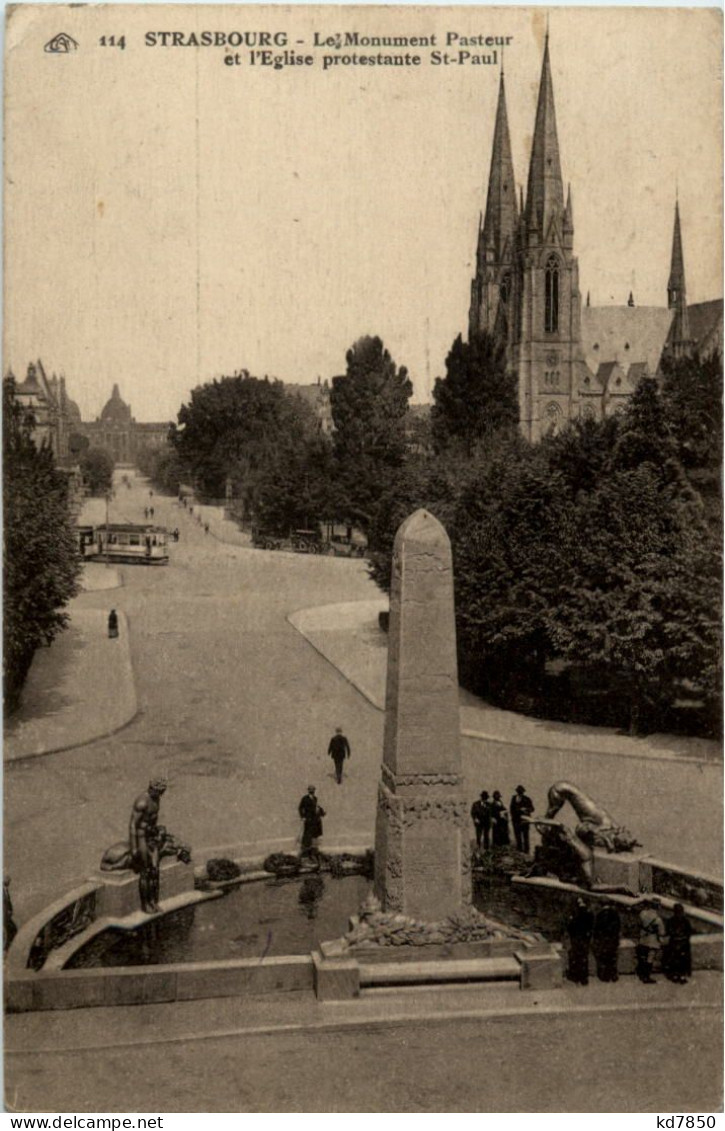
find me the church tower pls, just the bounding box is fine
[510,33,584,440]
[665,199,692,357]
[468,69,518,343]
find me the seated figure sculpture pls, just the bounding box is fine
[524,781,640,892]
[100,777,190,914]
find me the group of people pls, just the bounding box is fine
[471,786,535,853]
[566,895,694,987]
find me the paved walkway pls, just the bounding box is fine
[290,600,723,764]
[4,606,136,761]
[6,974,722,1112]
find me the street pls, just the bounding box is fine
[5,472,723,922]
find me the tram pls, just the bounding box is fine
[79,523,169,565]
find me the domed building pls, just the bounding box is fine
[81,384,169,463]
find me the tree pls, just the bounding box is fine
[80,447,114,495]
[331,336,412,466]
[171,373,312,500]
[3,377,81,710]
[431,331,518,453]
[330,336,412,531]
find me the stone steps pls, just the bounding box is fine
[358,955,521,989]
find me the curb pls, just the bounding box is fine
[7,995,721,1056]
[288,605,723,769]
[4,609,139,762]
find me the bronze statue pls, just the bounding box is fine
[523,781,640,892]
[100,777,189,914]
[544,781,640,854]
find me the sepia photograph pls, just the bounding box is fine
[2,3,723,1113]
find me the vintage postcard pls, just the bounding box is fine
[3,3,722,1115]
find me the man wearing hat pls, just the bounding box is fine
[298,785,325,860]
[510,785,535,853]
[129,776,168,913]
[470,791,492,851]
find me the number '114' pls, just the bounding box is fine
[99,35,126,49]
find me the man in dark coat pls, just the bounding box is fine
[108,609,119,639]
[510,785,535,853]
[592,902,621,982]
[470,791,492,851]
[298,786,325,858]
[663,903,693,984]
[566,897,594,985]
[328,727,351,784]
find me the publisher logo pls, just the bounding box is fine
[44,33,79,54]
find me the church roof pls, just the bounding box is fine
[687,299,723,354]
[581,306,674,376]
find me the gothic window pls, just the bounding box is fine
[543,401,563,436]
[545,255,559,333]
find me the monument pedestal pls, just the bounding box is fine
[374,510,470,918]
[93,860,194,920]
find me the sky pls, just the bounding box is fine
[4,4,722,422]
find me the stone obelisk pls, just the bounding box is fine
[374,509,471,918]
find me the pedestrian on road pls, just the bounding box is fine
[204,522,209,535]
[491,791,510,847]
[298,786,325,860]
[663,903,693,984]
[470,791,492,852]
[635,897,666,984]
[510,785,535,853]
[173,528,180,542]
[108,609,119,639]
[150,507,155,519]
[4,875,18,954]
[566,897,594,985]
[144,507,149,520]
[592,902,621,982]
[328,727,350,784]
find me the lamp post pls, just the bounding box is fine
[105,490,111,567]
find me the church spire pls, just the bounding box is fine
[525,33,564,234]
[666,199,691,351]
[480,70,518,261]
[667,199,686,308]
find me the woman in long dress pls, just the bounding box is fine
[491,790,510,847]
[108,609,119,639]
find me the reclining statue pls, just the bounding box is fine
[523,781,641,892]
[544,780,640,854]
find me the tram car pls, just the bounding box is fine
[81,523,169,565]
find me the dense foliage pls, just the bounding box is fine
[170,373,316,504]
[370,361,723,737]
[136,443,183,496]
[431,331,518,453]
[161,337,721,738]
[3,378,81,710]
[79,446,114,495]
[330,336,413,530]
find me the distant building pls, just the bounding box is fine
[283,378,334,436]
[468,36,723,440]
[8,360,81,464]
[80,384,170,463]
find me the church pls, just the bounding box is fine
[468,34,723,441]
